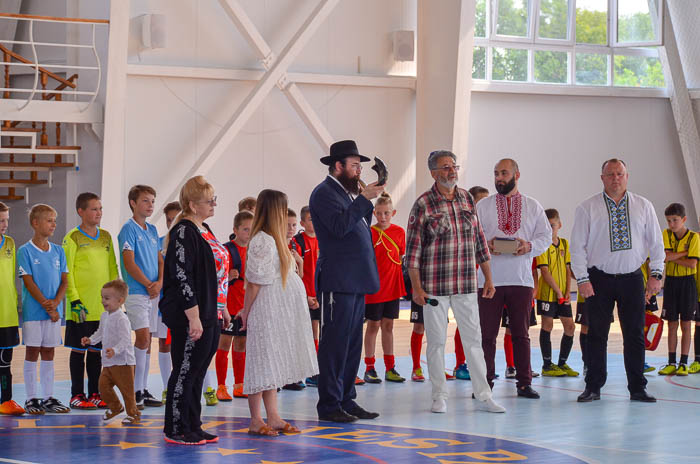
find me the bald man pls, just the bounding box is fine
[476,159,551,399]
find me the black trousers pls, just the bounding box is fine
[164,325,219,436]
[316,291,365,417]
[585,267,647,394]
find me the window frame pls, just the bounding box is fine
[534,0,576,45]
[611,0,664,48]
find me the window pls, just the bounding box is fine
[472,0,666,91]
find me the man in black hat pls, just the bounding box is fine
[310,140,385,422]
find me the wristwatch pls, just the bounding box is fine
[650,272,662,281]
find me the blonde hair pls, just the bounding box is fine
[251,189,293,287]
[28,204,56,224]
[375,192,393,208]
[238,196,256,212]
[102,279,129,300]
[163,176,215,250]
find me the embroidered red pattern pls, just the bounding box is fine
[496,193,522,235]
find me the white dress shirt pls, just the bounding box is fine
[88,309,136,367]
[570,191,665,283]
[477,193,552,288]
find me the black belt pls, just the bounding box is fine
[589,267,641,279]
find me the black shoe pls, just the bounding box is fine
[318,409,358,423]
[282,382,304,391]
[195,429,219,443]
[345,405,379,420]
[630,390,656,403]
[135,390,145,410]
[516,385,540,399]
[143,389,163,407]
[164,432,206,445]
[577,389,601,402]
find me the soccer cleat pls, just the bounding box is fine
[143,389,163,407]
[0,400,25,416]
[88,393,108,409]
[689,361,700,374]
[103,405,124,421]
[233,384,248,398]
[355,376,365,385]
[364,369,382,384]
[305,375,319,387]
[558,363,580,377]
[658,364,677,375]
[162,390,167,403]
[42,397,70,413]
[505,367,516,379]
[411,368,425,382]
[24,398,44,415]
[643,363,655,373]
[122,415,140,425]
[164,432,206,445]
[385,368,406,383]
[542,364,566,377]
[135,391,145,410]
[445,372,456,381]
[204,387,218,406]
[70,393,97,410]
[454,364,470,380]
[676,363,689,376]
[216,385,232,401]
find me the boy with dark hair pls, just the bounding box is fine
[659,203,699,376]
[19,204,70,414]
[238,197,256,213]
[536,209,577,377]
[63,192,119,410]
[118,185,163,408]
[0,202,23,415]
[283,208,306,391]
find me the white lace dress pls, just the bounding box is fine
[243,231,319,394]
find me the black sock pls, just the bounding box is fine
[558,334,574,366]
[69,351,85,397]
[540,329,552,366]
[680,354,688,365]
[86,350,102,396]
[695,328,700,362]
[0,348,13,403]
[669,352,677,365]
[580,332,588,368]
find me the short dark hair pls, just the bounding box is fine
[76,192,100,211]
[163,201,181,216]
[238,197,256,212]
[127,185,156,212]
[233,210,254,228]
[665,203,686,218]
[287,208,297,218]
[601,158,627,173]
[468,186,489,198]
[300,206,311,221]
[545,208,560,220]
[328,159,347,175]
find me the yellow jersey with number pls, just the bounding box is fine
[663,229,700,277]
[536,238,571,303]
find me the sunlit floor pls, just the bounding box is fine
[0,347,696,464]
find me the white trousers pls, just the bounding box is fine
[423,293,491,401]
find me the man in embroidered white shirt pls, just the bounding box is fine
[476,158,552,399]
[570,159,664,403]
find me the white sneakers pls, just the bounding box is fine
[475,397,506,413]
[431,398,447,413]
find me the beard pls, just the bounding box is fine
[438,177,457,190]
[337,168,361,195]
[495,176,516,195]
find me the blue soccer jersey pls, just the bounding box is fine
[17,241,68,321]
[118,218,160,295]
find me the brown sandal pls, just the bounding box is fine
[247,425,279,436]
[276,422,301,434]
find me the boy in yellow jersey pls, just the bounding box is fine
[659,203,699,376]
[0,203,23,415]
[536,209,578,377]
[63,193,119,409]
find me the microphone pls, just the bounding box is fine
[426,298,439,307]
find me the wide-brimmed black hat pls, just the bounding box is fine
[320,140,371,166]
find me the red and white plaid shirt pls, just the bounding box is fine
[405,183,490,296]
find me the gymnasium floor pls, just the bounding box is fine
[0,308,697,464]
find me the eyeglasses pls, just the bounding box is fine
[200,196,217,206]
[432,165,460,173]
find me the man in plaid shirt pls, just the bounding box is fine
[406,150,504,415]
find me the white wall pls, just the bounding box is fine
[465,91,695,239]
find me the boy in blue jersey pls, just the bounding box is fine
[118,185,164,409]
[18,204,70,414]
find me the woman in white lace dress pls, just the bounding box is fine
[238,189,318,436]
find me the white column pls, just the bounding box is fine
[415,0,475,195]
[100,0,130,239]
